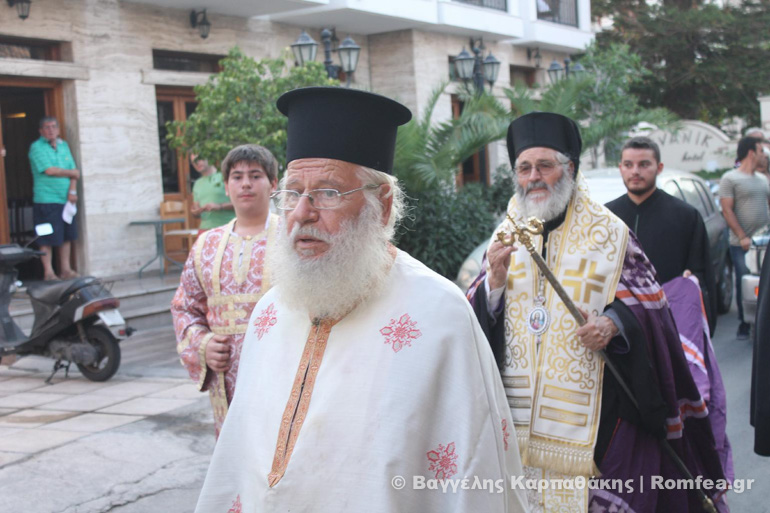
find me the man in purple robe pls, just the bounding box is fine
[467,112,729,512]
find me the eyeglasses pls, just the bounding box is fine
[514,161,560,177]
[271,184,379,211]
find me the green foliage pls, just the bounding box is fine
[505,42,678,163]
[166,47,338,171]
[393,83,510,192]
[391,83,511,277]
[593,0,770,126]
[695,168,732,181]
[396,184,497,279]
[488,165,516,215]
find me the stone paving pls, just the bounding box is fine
[0,355,214,513]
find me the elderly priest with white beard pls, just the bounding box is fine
[193,87,529,513]
[466,112,730,513]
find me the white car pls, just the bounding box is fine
[741,227,769,326]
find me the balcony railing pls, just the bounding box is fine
[537,0,578,27]
[453,0,508,12]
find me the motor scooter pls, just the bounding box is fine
[0,224,133,382]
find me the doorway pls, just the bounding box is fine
[0,81,65,280]
[156,87,199,204]
[450,94,489,188]
[155,87,199,264]
[1,86,46,246]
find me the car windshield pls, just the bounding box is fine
[581,168,700,206]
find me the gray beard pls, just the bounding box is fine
[515,170,576,222]
[269,202,393,320]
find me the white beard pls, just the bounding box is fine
[270,202,393,320]
[515,170,576,222]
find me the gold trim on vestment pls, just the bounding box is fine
[211,220,232,297]
[497,173,629,488]
[260,214,278,294]
[268,318,336,487]
[209,325,248,336]
[188,216,279,432]
[193,229,209,287]
[207,294,267,305]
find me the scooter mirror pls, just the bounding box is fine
[35,223,54,237]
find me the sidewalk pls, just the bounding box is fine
[0,330,214,512]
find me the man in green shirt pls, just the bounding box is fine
[190,154,235,231]
[28,116,79,281]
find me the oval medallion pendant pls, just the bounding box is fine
[527,306,550,336]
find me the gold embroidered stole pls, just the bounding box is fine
[499,174,628,482]
[193,214,280,414]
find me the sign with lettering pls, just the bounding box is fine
[646,121,735,172]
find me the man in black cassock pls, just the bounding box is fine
[606,136,718,335]
[752,251,770,455]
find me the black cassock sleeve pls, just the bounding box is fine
[687,214,718,336]
[752,252,770,456]
[469,281,507,369]
[596,300,668,464]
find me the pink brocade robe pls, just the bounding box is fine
[172,215,279,437]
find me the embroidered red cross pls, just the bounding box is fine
[253,303,277,339]
[380,313,422,353]
[427,442,458,480]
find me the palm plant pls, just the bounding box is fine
[393,83,510,193]
[505,42,678,167]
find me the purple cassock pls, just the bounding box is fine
[468,234,731,512]
[663,276,734,485]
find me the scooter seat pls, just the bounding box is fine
[27,277,94,304]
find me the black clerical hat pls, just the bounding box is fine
[277,87,412,174]
[506,112,582,173]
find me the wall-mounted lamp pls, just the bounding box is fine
[526,47,542,68]
[190,9,211,39]
[6,0,31,20]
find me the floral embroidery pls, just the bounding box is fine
[380,313,422,353]
[227,495,242,513]
[253,303,277,339]
[427,442,458,480]
[502,419,510,451]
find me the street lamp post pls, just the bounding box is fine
[453,38,500,96]
[547,57,587,83]
[292,29,361,87]
[453,37,501,188]
[320,28,339,80]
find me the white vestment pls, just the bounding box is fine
[195,250,529,513]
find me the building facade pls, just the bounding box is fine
[0,0,593,277]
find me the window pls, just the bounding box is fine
[510,66,537,88]
[537,0,578,27]
[678,179,709,218]
[453,0,507,11]
[0,36,62,61]
[152,50,224,73]
[693,180,716,216]
[662,180,684,201]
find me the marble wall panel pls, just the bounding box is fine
[368,30,417,113]
[0,0,567,275]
